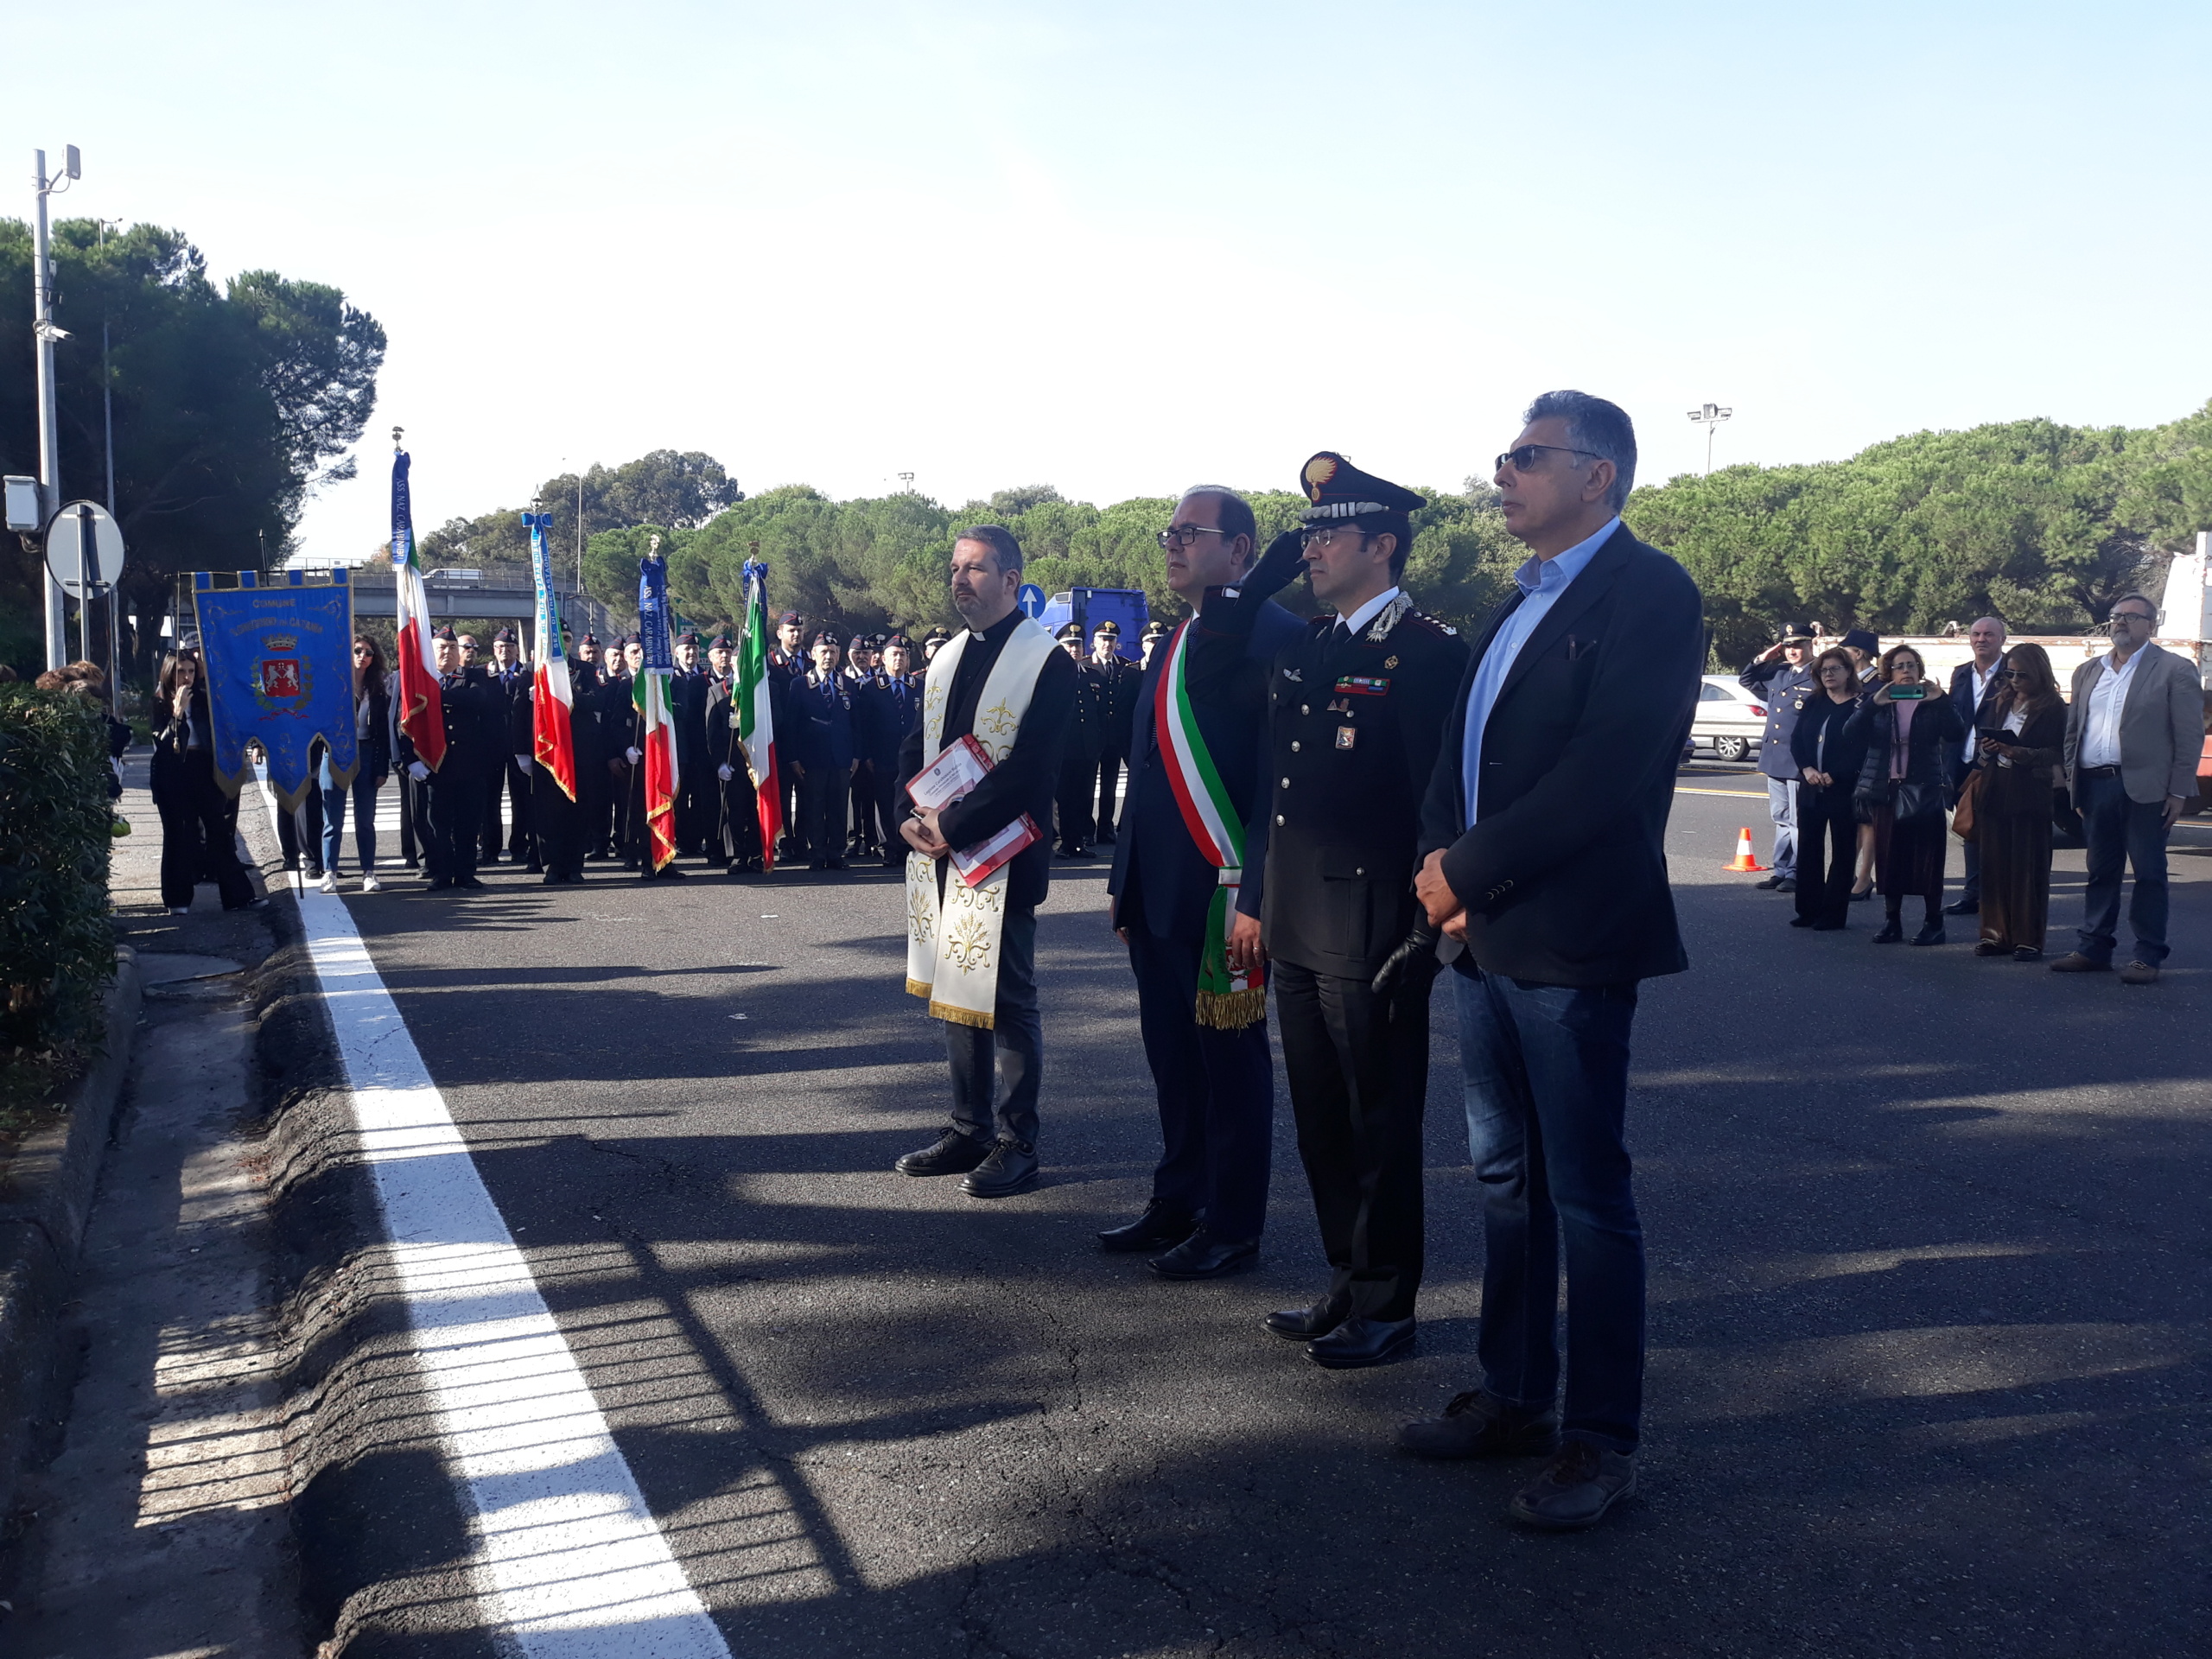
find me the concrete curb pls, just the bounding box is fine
[0,945,146,1525]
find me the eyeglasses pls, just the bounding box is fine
[1299,526,1366,551]
[1156,524,1227,550]
[1495,443,1602,474]
[2110,611,2155,628]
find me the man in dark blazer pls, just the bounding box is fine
[1257,453,1470,1370]
[1103,487,1305,1280]
[1090,620,1139,842]
[1944,615,2009,914]
[671,631,714,859]
[1400,391,1702,1534]
[894,525,1077,1198]
[401,626,504,892]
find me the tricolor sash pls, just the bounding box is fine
[1154,620,1266,1029]
[905,616,1058,1029]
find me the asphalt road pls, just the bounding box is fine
[335,766,2212,1658]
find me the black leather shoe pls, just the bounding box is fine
[1943,897,1979,915]
[1771,877,1796,893]
[961,1137,1039,1198]
[1753,874,1783,890]
[1398,1390,1561,1460]
[1788,914,1814,928]
[1097,1199,1196,1254]
[1306,1315,1416,1370]
[1510,1439,1637,1531]
[1910,922,1946,947]
[456,877,488,890]
[1872,919,1904,944]
[894,1128,992,1178]
[1148,1229,1258,1281]
[1264,1294,1351,1342]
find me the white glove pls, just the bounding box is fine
[515,753,531,772]
[717,764,734,782]
[626,746,642,765]
[408,761,429,782]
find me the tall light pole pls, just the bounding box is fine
[34,144,82,670]
[1688,402,1732,477]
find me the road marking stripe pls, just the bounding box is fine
[295,887,732,1656]
[1677,786,1769,798]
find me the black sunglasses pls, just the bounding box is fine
[1495,442,1602,474]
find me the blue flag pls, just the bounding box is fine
[192,569,359,810]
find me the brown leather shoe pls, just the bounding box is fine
[1509,1439,1637,1531]
[1398,1390,1560,1460]
[2120,960,2161,985]
[2048,952,2111,974]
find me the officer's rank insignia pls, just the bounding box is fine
[1336,726,1357,749]
[1384,655,1399,669]
[1282,667,1304,682]
[1326,697,1350,714]
[1335,676,1389,696]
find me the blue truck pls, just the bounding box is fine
[1038,587,1150,663]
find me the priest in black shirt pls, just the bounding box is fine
[893,524,1077,1198]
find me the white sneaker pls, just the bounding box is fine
[360,874,384,893]
[317,872,340,894]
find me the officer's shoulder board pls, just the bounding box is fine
[1395,608,1459,640]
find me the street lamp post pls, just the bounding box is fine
[1688,402,1733,477]
[34,144,82,670]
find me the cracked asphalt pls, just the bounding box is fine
[333,772,2212,1657]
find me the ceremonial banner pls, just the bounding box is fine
[390,448,445,771]
[737,557,783,870]
[1153,620,1265,1028]
[635,551,679,871]
[524,511,576,800]
[903,615,1058,1029]
[192,569,359,810]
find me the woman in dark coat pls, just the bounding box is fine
[1845,644,1964,946]
[1789,647,1868,930]
[1972,644,2067,960]
[149,647,257,914]
[319,635,394,892]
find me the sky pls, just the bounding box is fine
[14,0,2212,563]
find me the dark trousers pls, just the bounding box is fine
[397,770,421,866]
[275,786,324,873]
[1979,808,2052,952]
[799,765,849,867]
[1794,785,1859,926]
[855,761,899,864]
[1274,957,1431,1323]
[1094,752,1123,841]
[532,766,586,880]
[944,899,1043,1147]
[482,755,531,862]
[1453,968,1644,1454]
[719,764,762,865]
[1128,929,1273,1241]
[156,751,254,910]
[1056,752,1097,851]
[676,753,711,854]
[2076,771,2171,965]
[424,766,482,884]
[588,758,620,856]
[779,772,805,855]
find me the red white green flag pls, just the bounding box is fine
[738,558,783,870]
[636,552,679,871]
[1152,620,1265,1028]
[390,447,444,771]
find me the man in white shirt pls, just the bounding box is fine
[2052,593,2203,984]
[1944,616,2008,915]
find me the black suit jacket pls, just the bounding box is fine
[1262,596,1471,977]
[1417,525,1704,987]
[1109,592,1304,940]
[895,609,1077,911]
[1948,660,2004,795]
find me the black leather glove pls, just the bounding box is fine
[1248,528,1306,602]
[1372,917,1444,998]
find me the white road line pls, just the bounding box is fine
[295,886,732,1656]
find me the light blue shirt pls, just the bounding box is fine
[1459,516,1619,829]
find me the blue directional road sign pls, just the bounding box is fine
[1017,582,1046,620]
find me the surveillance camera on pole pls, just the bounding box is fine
[1687,402,1733,476]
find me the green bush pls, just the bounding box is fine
[0,685,115,1049]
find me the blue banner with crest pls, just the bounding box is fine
[192,569,359,810]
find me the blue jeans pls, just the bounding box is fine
[2075,771,2171,965]
[1764,775,1797,878]
[1453,969,1644,1453]
[321,775,385,875]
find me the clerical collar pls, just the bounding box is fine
[967,607,1023,645]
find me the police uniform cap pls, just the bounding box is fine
[885,632,914,651]
[847,633,868,651]
[434,626,459,643]
[709,632,734,651]
[1093,620,1120,637]
[809,628,842,648]
[1296,451,1427,522]
[779,611,804,626]
[1778,621,1815,644]
[1056,622,1086,642]
[677,629,701,646]
[578,632,598,646]
[492,626,518,644]
[1841,628,1879,655]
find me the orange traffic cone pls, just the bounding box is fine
[1725,827,1767,874]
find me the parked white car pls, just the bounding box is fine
[1693,675,1770,762]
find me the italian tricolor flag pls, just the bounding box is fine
[390,448,444,772]
[738,560,783,870]
[635,553,679,872]
[1153,619,1265,1028]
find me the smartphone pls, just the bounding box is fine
[1889,683,1929,701]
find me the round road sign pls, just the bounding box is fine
[1017,583,1046,620]
[43,499,127,600]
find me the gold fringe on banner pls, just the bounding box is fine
[930,1000,997,1031]
[1195,986,1267,1031]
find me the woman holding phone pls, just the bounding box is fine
[1845,644,1964,945]
[1789,647,1869,929]
[1972,644,2066,959]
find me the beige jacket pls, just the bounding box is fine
[2063,641,2202,805]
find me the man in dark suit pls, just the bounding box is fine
[1054,622,1106,855]
[671,630,714,859]
[855,634,920,868]
[1103,488,1306,1280]
[1944,615,2009,915]
[790,631,856,871]
[1257,453,1470,1370]
[480,627,535,868]
[1090,620,1138,842]
[401,626,503,892]
[768,611,809,861]
[595,638,634,860]
[893,525,1077,1198]
[1400,391,1702,1534]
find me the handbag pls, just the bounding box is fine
[1893,779,1942,825]
[1949,766,1985,842]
